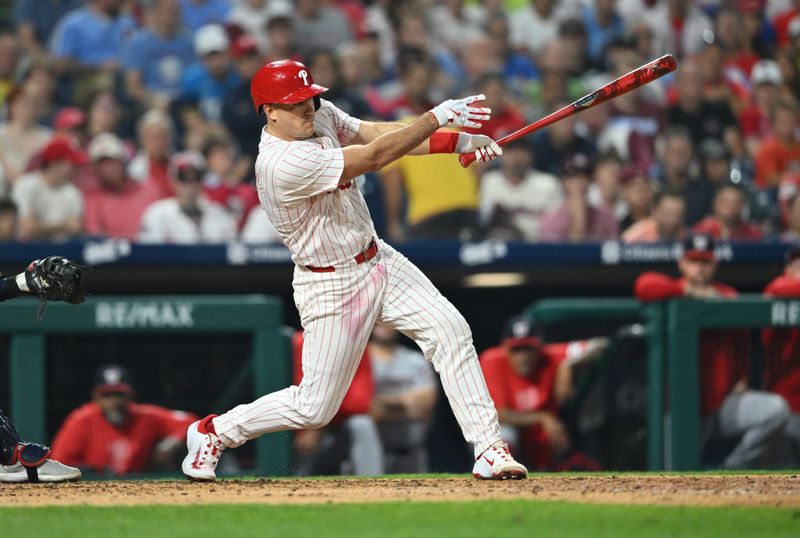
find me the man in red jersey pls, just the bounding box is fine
[51,365,197,475]
[479,316,607,470]
[634,234,789,468]
[763,243,800,461]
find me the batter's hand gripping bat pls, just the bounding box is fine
[459,54,678,167]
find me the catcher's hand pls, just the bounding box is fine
[24,256,86,320]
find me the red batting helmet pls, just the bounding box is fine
[250,60,328,112]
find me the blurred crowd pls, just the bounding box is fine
[0,0,798,244]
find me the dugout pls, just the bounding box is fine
[0,295,291,476]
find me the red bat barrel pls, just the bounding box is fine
[459,54,678,167]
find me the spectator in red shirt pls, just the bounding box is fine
[539,153,619,242]
[201,132,258,230]
[755,98,800,188]
[51,365,197,476]
[479,316,607,471]
[773,0,800,47]
[292,331,384,476]
[83,133,160,239]
[693,184,763,240]
[634,234,789,468]
[762,243,800,460]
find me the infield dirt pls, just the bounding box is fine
[1,475,799,508]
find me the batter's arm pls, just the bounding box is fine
[352,121,432,155]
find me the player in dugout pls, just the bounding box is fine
[762,243,800,462]
[635,233,790,468]
[479,316,608,471]
[0,256,84,482]
[51,364,197,476]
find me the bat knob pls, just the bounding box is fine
[458,153,475,168]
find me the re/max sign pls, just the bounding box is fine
[771,301,800,326]
[95,302,195,329]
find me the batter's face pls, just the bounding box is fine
[265,99,316,140]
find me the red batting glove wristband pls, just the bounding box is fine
[429,131,460,154]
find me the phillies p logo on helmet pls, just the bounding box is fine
[250,60,329,112]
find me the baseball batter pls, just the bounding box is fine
[182,60,527,480]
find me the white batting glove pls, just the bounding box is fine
[429,94,491,129]
[455,133,503,162]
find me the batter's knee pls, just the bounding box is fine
[293,392,339,430]
[431,308,473,347]
[768,395,791,427]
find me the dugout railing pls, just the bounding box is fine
[527,296,800,471]
[0,295,291,476]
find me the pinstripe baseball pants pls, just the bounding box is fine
[213,240,502,458]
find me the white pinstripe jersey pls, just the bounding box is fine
[254,99,376,268]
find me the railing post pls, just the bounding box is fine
[644,302,666,471]
[9,333,46,442]
[252,328,291,476]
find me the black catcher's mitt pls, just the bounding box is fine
[25,256,86,320]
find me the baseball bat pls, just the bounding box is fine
[459,54,678,167]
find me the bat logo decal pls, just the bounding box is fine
[574,94,598,108]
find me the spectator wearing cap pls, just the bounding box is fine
[53,107,88,145]
[740,60,784,159]
[11,138,85,242]
[693,184,763,241]
[479,140,563,242]
[13,0,83,60]
[221,34,265,161]
[0,198,17,241]
[293,0,353,58]
[635,234,789,468]
[51,364,198,476]
[755,98,800,189]
[763,244,800,462]
[180,24,241,122]
[129,109,176,199]
[539,154,618,242]
[0,89,53,195]
[479,316,607,470]
[122,0,195,110]
[178,0,231,33]
[49,0,137,75]
[83,133,160,240]
[139,151,237,243]
[666,57,740,152]
[622,188,687,243]
[201,131,259,229]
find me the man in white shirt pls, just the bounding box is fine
[12,138,85,242]
[479,140,563,241]
[139,151,237,244]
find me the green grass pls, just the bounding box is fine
[4,500,799,538]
